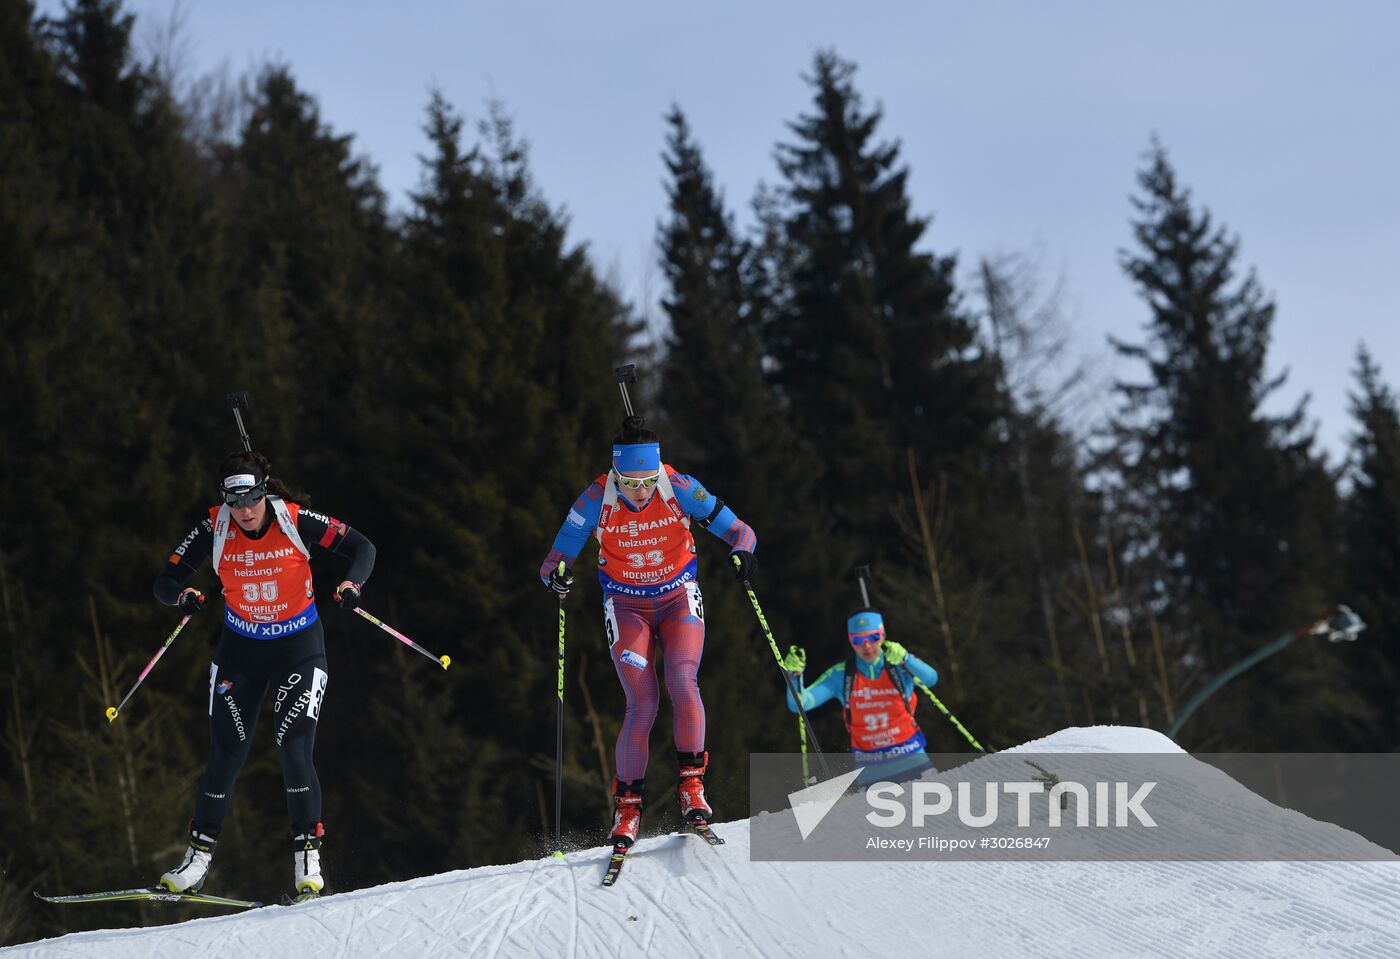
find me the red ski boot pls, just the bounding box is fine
[677,750,713,824]
[610,778,645,848]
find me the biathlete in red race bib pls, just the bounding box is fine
[783,609,940,783]
[151,452,376,898]
[539,415,757,847]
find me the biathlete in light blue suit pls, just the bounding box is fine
[784,609,939,783]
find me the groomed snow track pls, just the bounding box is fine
[9,727,1400,958]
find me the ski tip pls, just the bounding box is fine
[601,851,629,887]
[281,892,320,906]
[439,654,451,669]
[685,821,726,845]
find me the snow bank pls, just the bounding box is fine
[9,726,1399,959]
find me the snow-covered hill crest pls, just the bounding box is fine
[9,727,1400,958]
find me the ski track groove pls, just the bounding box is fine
[566,853,611,956]
[478,854,549,959]
[293,905,355,956]
[326,898,358,959]
[623,845,673,951]
[701,850,796,956]
[562,854,579,959]
[639,900,657,957]
[328,894,380,959]
[674,841,772,957]
[765,862,853,957]
[382,897,461,957]
[434,864,494,949]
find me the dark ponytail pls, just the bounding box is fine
[613,415,660,446]
[216,451,311,506]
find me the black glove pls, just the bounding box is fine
[177,588,206,615]
[543,560,571,599]
[333,582,362,610]
[730,550,757,582]
[546,565,574,597]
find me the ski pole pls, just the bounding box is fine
[909,676,988,752]
[855,564,873,608]
[732,555,831,779]
[106,614,192,722]
[789,648,811,785]
[353,607,450,669]
[553,562,567,859]
[226,391,253,452]
[613,365,637,416]
[798,713,810,786]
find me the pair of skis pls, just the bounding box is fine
[38,822,719,905]
[601,819,724,887]
[34,887,321,910]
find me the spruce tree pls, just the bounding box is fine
[764,51,996,552]
[1,0,223,938]
[758,52,1007,718]
[1343,345,1400,747]
[371,92,637,862]
[1109,142,1340,748]
[216,64,392,475]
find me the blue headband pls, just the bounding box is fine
[847,611,885,639]
[612,442,661,472]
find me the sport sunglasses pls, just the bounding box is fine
[618,471,661,490]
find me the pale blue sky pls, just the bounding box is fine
[46,0,1400,459]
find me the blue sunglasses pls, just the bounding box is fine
[849,631,884,647]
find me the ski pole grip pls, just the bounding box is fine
[226,390,253,452]
[613,365,637,416]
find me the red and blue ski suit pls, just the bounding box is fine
[540,467,755,780]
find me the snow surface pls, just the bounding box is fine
[10,726,1400,959]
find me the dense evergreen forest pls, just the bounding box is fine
[3,0,1398,942]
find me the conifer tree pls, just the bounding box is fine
[1,1,225,938]
[1343,345,1400,747]
[763,51,997,554]
[216,64,392,478]
[1108,142,1339,747]
[371,92,637,859]
[756,53,1008,731]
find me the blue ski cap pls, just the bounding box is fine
[847,610,885,641]
[613,442,661,472]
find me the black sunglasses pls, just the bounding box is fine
[222,480,267,509]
